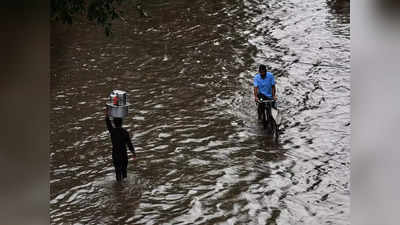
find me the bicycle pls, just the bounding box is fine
[257,98,280,141]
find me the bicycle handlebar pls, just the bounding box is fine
[257,99,275,104]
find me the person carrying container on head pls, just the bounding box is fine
[105,110,136,181]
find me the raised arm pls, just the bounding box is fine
[105,109,113,132]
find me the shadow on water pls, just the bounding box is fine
[326,0,350,37]
[327,0,350,15]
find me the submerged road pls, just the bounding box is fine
[51,0,350,224]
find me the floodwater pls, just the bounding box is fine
[50,0,350,224]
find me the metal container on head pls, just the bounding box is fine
[109,90,127,106]
[106,90,130,118]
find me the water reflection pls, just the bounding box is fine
[327,0,350,15]
[326,0,350,36]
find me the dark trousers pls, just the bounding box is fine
[257,93,276,121]
[113,160,128,181]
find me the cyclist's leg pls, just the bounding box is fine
[257,93,265,121]
[257,93,267,121]
[257,102,262,120]
[261,103,266,122]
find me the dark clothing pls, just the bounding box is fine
[257,93,276,109]
[106,117,135,181]
[257,93,271,101]
[113,160,128,181]
[257,93,276,122]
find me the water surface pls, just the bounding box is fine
[51,0,350,224]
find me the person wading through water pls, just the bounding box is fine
[253,64,277,121]
[105,110,136,181]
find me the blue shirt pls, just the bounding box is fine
[253,72,275,97]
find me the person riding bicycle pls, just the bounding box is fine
[253,64,277,121]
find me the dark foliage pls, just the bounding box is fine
[51,0,126,36]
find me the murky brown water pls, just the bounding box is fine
[50,0,350,224]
